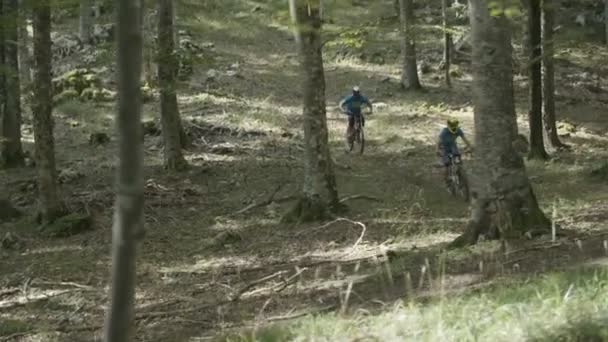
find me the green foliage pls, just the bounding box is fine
[239,268,608,341]
[0,319,31,336]
[325,28,368,50]
[488,0,523,18]
[39,212,93,238]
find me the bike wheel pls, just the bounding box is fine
[359,127,365,154]
[456,168,470,201]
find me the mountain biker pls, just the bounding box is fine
[437,118,473,186]
[339,86,373,145]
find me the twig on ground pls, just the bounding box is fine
[265,305,336,322]
[273,267,308,293]
[231,271,288,302]
[339,194,382,204]
[0,331,33,342]
[228,184,295,216]
[0,288,19,299]
[504,242,563,256]
[31,280,96,291]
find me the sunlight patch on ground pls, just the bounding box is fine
[21,245,85,256]
[159,256,264,275]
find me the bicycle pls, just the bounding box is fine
[446,153,469,201]
[343,107,370,155]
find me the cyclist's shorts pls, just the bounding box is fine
[440,145,460,166]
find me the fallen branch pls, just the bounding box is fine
[31,280,96,291]
[504,242,563,256]
[339,194,381,204]
[274,268,308,293]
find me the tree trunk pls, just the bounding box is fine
[141,2,155,85]
[1,0,25,167]
[32,0,64,223]
[526,0,548,159]
[286,0,340,222]
[102,0,144,340]
[17,0,31,86]
[542,0,565,149]
[605,0,608,44]
[451,0,550,247]
[442,0,451,87]
[157,0,187,170]
[79,0,92,44]
[399,0,422,90]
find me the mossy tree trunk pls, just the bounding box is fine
[157,0,187,170]
[103,0,144,340]
[79,0,93,44]
[542,0,566,149]
[286,0,340,223]
[526,0,548,160]
[32,0,65,223]
[1,0,25,168]
[441,0,451,87]
[18,0,31,86]
[452,0,550,247]
[399,0,422,90]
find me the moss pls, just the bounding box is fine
[0,319,31,335]
[39,212,93,238]
[52,89,80,105]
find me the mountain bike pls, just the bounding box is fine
[446,153,469,201]
[348,113,365,154]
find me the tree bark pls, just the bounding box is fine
[451,0,550,247]
[102,0,144,341]
[605,0,608,44]
[399,0,422,90]
[157,0,187,170]
[32,0,64,223]
[17,0,31,86]
[542,0,565,148]
[286,0,340,222]
[1,0,25,167]
[526,0,548,159]
[442,0,451,87]
[79,0,92,44]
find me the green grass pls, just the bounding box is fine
[224,267,608,341]
[0,319,31,336]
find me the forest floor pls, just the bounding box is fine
[2,1,608,341]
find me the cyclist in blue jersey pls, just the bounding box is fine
[437,118,473,185]
[339,86,373,145]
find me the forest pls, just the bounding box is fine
[1,0,608,341]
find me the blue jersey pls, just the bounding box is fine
[439,127,464,150]
[341,94,369,115]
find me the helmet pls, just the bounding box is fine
[352,86,360,95]
[447,118,459,133]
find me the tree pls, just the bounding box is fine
[79,0,93,44]
[1,0,25,167]
[542,0,566,148]
[605,0,608,45]
[441,0,451,87]
[451,0,550,246]
[157,0,187,170]
[103,0,144,340]
[398,0,422,90]
[18,0,31,85]
[32,0,65,223]
[526,0,548,159]
[286,0,340,222]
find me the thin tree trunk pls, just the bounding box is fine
[102,0,144,340]
[399,0,422,90]
[452,0,550,247]
[157,0,187,170]
[542,0,565,148]
[605,0,608,44]
[526,0,548,159]
[17,0,31,86]
[79,0,92,44]
[442,0,451,87]
[32,0,65,223]
[285,0,340,222]
[1,0,25,167]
